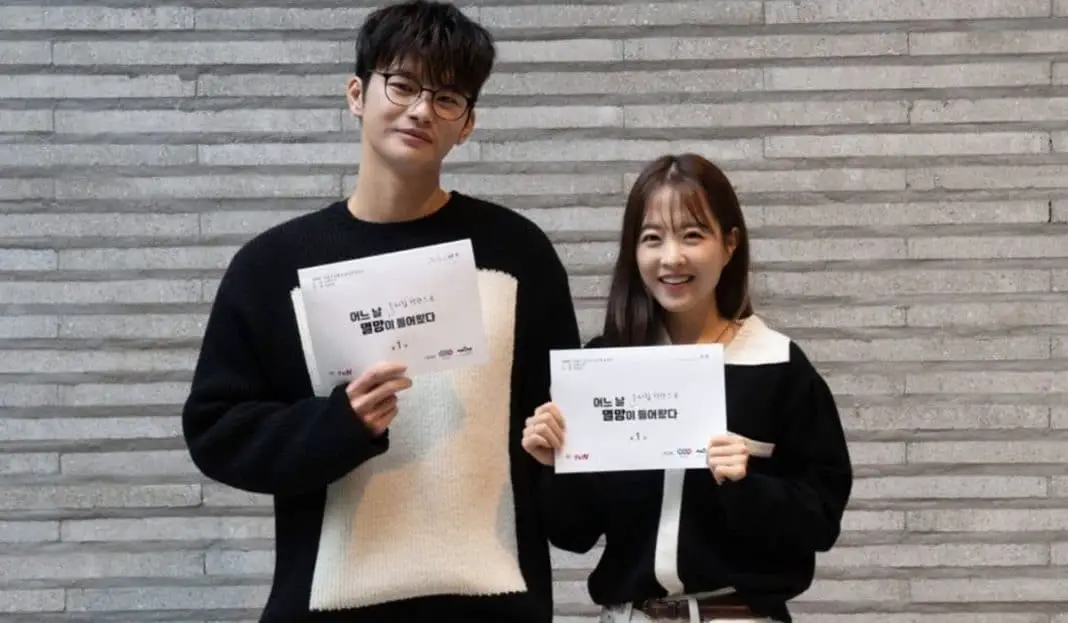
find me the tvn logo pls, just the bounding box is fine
[566,453,590,461]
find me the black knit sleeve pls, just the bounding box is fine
[541,336,609,554]
[716,342,853,553]
[181,245,388,496]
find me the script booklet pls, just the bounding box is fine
[549,343,727,473]
[290,239,488,396]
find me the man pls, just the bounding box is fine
[181,2,581,621]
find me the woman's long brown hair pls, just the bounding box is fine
[602,153,753,346]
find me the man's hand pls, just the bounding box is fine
[345,362,412,437]
[522,402,566,466]
[708,433,749,484]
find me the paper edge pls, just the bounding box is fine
[296,238,475,292]
[291,287,330,397]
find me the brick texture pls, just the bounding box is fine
[1,1,1066,622]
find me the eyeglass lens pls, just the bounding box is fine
[383,74,469,120]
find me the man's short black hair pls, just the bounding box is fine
[355,0,496,106]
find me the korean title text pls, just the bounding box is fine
[348,295,436,336]
[593,392,680,422]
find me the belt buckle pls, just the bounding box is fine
[638,598,681,619]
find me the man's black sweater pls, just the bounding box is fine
[182,193,581,622]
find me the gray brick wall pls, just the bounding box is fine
[1,1,1066,621]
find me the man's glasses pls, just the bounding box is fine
[376,72,471,122]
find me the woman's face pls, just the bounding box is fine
[635,185,737,318]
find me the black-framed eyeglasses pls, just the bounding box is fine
[376,72,472,121]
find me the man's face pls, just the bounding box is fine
[346,63,475,174]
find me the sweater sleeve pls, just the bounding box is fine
[717,344,853,553]
[541,333,608,554]
[508,227,604,553]
[541,471,605,554]
[525,226,582,415]
[181,249,388,497]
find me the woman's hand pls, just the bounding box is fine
[522,402,566,466]
[708,433,749,484]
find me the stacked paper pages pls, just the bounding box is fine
[290,239,488,396]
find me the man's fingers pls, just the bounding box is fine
[344,364,408,436]
[365,403,398,424]
[349,361,408,394]
[353,376,412,413]
[361,394,398,417]
[363,404,399,435]
[377,405,399,427]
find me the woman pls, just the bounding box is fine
[523,154,853,623]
